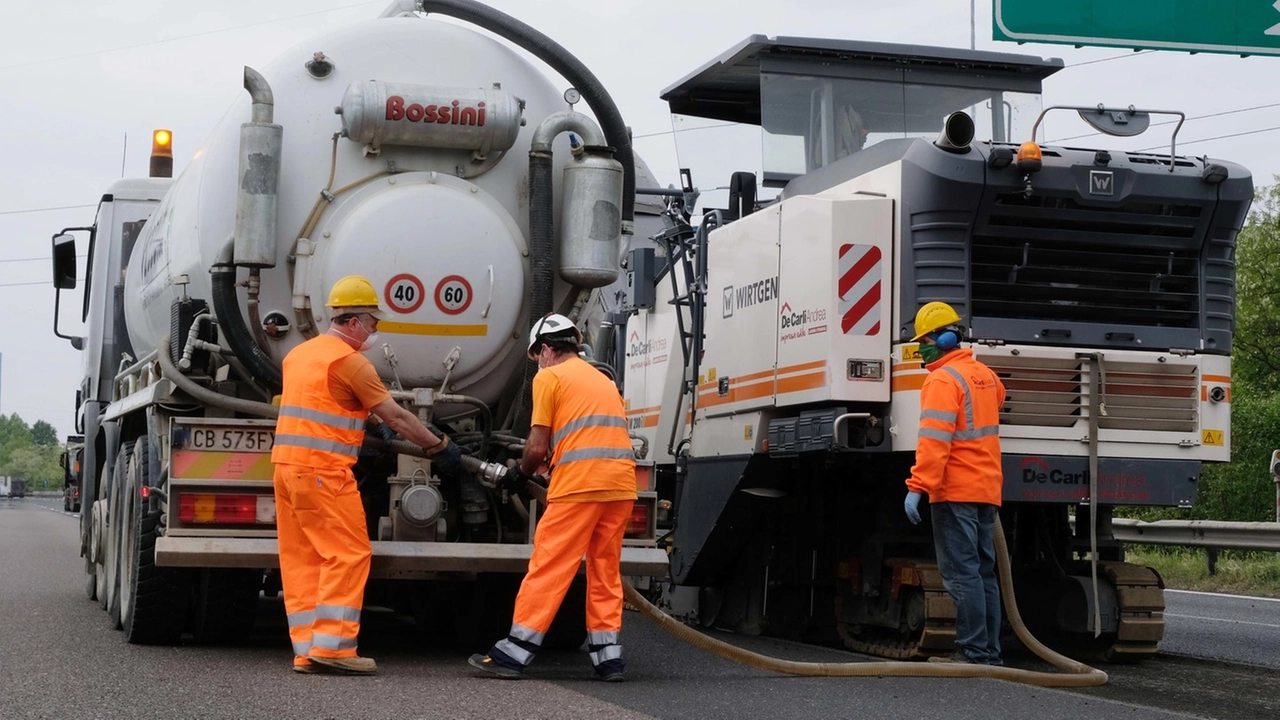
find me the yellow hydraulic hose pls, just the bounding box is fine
[619,516,1108,687]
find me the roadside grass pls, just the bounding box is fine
[1125,545,1280,599]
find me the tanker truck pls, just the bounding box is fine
[620,37,1251,661]
[49,0,668,645]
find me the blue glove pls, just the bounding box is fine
[904,491,923,525]
[428,436,465,476]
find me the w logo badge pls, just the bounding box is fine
[722,286,735,318]
[1089,170,1114,196]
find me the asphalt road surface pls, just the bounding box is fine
[2,496,1277,719]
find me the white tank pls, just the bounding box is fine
[124,16,595,407]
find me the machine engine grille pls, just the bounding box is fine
[971,194,1203,328]
[978,354,1199,434]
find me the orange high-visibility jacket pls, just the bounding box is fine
[532,356,637,503]
[906,349,1006,505]
[271,335,369,469]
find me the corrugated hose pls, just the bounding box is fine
[523,481,1106,687]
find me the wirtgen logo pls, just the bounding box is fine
[722,286,734,318]
[1089,170,1114,196]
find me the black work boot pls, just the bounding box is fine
[468,653,524,679]
[927,650,981,664]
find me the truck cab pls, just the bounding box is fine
[51,178,171,579]
[62,436,85,513]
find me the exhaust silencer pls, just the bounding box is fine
[934,111,975,154]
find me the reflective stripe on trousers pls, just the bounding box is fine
[489,501,633,669]
[587,629,623,668]
[274,464,371,661]
[493,623,545,667]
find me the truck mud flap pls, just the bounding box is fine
[155,537,670,579]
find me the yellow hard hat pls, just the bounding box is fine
[326,275,388,319]
[911,301,962,341]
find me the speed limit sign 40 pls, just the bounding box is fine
[385,274,426,314]
[435,275,473,315]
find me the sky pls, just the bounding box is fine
[2,0,1278,438]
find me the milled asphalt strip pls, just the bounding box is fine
[1166,588,1280,603]
[1163,614,1280,629]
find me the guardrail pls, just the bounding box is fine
[1109,519,1280,553]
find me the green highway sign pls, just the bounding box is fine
[994,0,1280,56]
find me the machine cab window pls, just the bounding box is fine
[662,36,1059,189]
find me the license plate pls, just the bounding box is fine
[181,427,275,452]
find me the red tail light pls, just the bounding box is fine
[178,493,274,524]
[626,502,650,538]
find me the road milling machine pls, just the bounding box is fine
[617,36,1252,661]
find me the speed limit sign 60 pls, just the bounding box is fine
[434,275,473,315]
[385,274,426,314]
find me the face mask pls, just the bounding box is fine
[919,343,943,365]
[335,317,379,351]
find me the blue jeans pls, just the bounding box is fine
[930,502,1002,665]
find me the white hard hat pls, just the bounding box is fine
[527,313,582,358]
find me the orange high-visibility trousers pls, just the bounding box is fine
[493,499,633,670]
[273,463,371,665]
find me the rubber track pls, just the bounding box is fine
[836,561,956,660]
[1099,562,1165,661]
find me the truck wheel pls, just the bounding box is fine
[102,443,132,628]
[121,436,193,644]
[543,575,588,650]
[189,569,262,643]
[90,502,105,603]
[447,574,519,650]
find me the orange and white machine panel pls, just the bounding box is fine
[696,205,782,420]
[888,342,929,450]
[624,306,688,462]
[774,194,894,408]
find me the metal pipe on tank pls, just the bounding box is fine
[529,111,605,153]
[515,112,618,429]
[378,0,420,18]
[418,0,637,236]
[235,67,283,269]
[532,112,622,289]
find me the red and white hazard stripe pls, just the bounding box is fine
[838,244,882,335]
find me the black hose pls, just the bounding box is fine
[515,151,556,430]
[211,244,282,394]
[418,0,635,226]
[438,393,495,456]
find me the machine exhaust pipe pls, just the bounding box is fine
[516,112,621,427]
[235,67,283,269]
[934,111,975,154]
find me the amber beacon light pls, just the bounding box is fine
[150,128,174,178]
